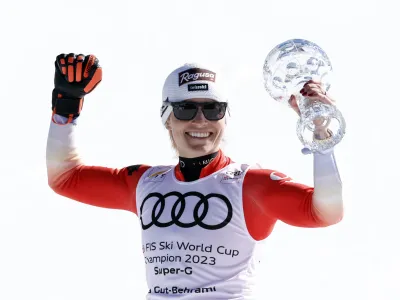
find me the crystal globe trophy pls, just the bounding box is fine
[263,39,346,152]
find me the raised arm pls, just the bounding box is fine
[243,149,343,241]
[46,53,150,214]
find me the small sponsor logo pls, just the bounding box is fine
[221,170,243,183]
[188,83,209,91]
[145,168,170,182]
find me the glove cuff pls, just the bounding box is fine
[52,89,83,119]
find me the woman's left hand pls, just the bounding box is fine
[288,80,335,139]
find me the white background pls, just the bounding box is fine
[1,0,399,299]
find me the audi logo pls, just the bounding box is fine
[140,191,233,230]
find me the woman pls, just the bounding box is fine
[47,53,343,299]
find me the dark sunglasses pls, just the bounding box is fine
[164,101,228,121]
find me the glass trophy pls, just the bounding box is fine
[263,39,346,152]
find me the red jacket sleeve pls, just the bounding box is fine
[49,164,150,215]
[243,168,326,241]
[46,116,150,215]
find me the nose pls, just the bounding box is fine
[192,106,207,123]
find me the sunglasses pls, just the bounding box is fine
[164,101,228,121]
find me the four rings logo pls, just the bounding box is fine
[140,191,233,230]
[178,68,216,86]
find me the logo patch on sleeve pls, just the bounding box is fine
[127,164,142,176]
[269,171,290,181]
[188,83,209,91]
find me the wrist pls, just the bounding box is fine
[52,88,83,119]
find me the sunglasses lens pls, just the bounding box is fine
[171,102,227,121]
[202,103,226,120]
[173,103,198,120]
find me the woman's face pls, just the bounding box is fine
[166,98,226,158]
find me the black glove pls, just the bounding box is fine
[52,53,102,122]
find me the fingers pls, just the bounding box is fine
[56,53,77,82]
[56,54,67,76]
[56,53,98,83]
[301,83,322,91]
[300,82,324,95]
[81,54,102,92]
[300,88,324,97]
[66,53,76,82]
[53,52,102,99]
[302,90,335,106]
[75,54,84,82]
[299,80,336,106]
[83,67,102,93]
[83,54,98,79]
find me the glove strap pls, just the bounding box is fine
[52,90,83,125]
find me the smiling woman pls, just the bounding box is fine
[47,54,344,300]
[164,99,227,158]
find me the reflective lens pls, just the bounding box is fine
[170,102,228,121]
[173,102,198,120]
[202,102,227,120]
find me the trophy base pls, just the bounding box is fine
[296,103,346,153]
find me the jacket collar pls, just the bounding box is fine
[174,149,232,181]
